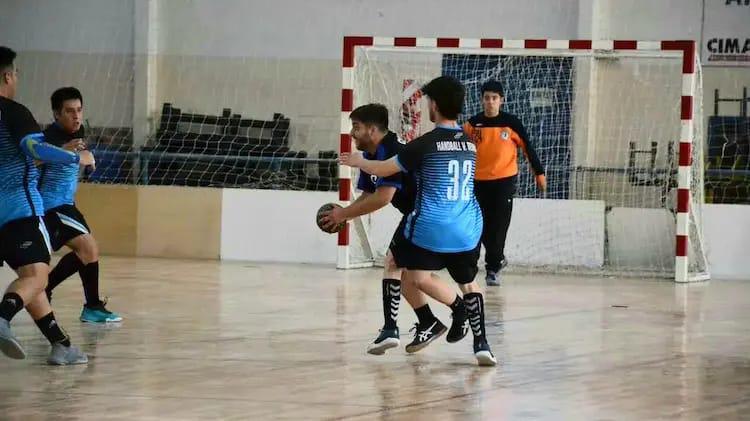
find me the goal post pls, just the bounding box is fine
[338,37,709,283]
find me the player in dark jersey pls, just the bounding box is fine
[0,46,91,365]
[341,76,496,366]
[40,87,122,323]
[320,104,469,355]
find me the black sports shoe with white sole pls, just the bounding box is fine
[367,328,400,355]
[473,340,497,366]
[405,320,447,353]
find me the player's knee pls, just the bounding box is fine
[75,235,99,264]
[17,264,50,292]
[384,270,402,281]
[383,263,401,280]
[382,252,402,280]
[89,238,100,261]
[31,273,49,292]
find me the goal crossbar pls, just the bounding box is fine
[337,37,706,284]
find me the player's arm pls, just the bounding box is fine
[19,133,90,165]
[7,103,91,165]
[320,187,396,230]
[340,186,395,219]
[339,153,401,177]
[320,186,396,228]
[340,137,426,176]
[21,133,78,164]
[513,120,547,192]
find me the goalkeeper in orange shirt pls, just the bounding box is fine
[463,81,547,286]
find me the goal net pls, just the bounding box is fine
[15,37,339,192]
[338,38,709,283]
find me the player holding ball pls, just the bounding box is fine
[318,104,469,355]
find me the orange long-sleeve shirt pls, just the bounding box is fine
[463,112,544,181]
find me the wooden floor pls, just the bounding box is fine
[0,257,748,420]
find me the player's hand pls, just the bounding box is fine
[319,206,346,230]
[536,174,547,193]
[62,138,86,152]
[78,150,96,170]
[339,152,364,168]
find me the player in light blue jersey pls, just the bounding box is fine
[40,87,121,324]
[341,76,496,366]
[0,46,91,365]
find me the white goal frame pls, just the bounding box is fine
[337,36,708,283]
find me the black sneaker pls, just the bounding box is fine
[486,259,507,287]
[446,311,469,343]
[405,320,447,354]
[473,340,497,366]
[366,327,400,355]
[485,271,500,287]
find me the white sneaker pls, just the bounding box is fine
[0,319,26,360]
[47,343,88,366]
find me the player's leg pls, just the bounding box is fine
[368,251,451,355]
[399,269,429,322]
[24,278,88,365]
[401,269,450,353]
[368,221,441,354]
[44,209,83,301]
[68,233,121,323]
[406,270,469,345]
[46,206,121,323]
[392,225,458,310]
[369,215,434,355]
[0,217,88,364]
[368,218,413,355]
[398,241,470,352]
[46,250,84,300]
[367,251,404,355]
[401,272,449,329]
[0,263,49,360]
[389,229,450,353]
[380,251,402,332]
[492,176,516,285]
[475,181,502,286]
[0,218,53,359]
[446,246,497,366]
[410,270,458,305]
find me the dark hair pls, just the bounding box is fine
[481,80,504,96]
[421,76,464,120]
[0,46,17,74]
[51,87,83,111]
[349,103,389,132]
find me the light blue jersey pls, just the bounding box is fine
[0,97,44,227]
[395,126,482,253]
[38,124,83,210]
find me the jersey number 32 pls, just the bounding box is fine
[447,159,472,201]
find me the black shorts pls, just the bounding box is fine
[0,216,52,270]
[390,218,480,284]
[43,204,91,252]
[388,216,409,267]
